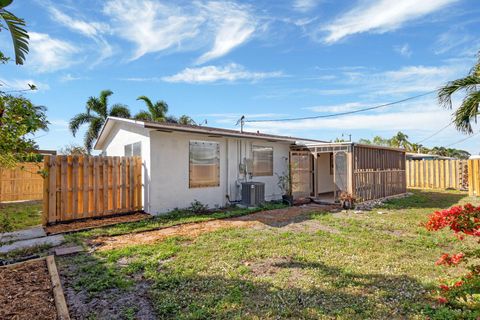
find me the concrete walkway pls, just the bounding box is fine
[0,226,46,244]
[0,234,65,254]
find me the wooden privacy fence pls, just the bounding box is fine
[469,159,480,197]
[43,155,142,225]
[0,162,44,202]
[406,160,468,190]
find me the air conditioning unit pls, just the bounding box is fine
[241,182,265,207]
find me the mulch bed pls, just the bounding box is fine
[45,212,151,235]
[0,259,57,320]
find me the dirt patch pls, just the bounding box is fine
[0,259,57,320]
[92,205,336,251]
[46,212,151,235]
[59,258,156,320]
[247,257,306,285]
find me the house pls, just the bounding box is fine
[406,152,455,161]
[94,117,407,214]
[94,117,324,214]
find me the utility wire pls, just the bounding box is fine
[444,131,480,148]
[244,90,437,123]
[415,121,453,144]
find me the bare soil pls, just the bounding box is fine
[58,257,156,320]
[45,212,151,235]
[0,259,57,320]
[92,204,337,251]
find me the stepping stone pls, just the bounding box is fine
[0,226,46,244]
[54,245,84,256]
[0,235,65,254]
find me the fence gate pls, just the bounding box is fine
[0,162,44,202]
[43,155,142,225]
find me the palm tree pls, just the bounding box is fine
[438,52,480,133]
[69,90,130,153]
[390,131,411,149]
[1,0,29,65]
[178,115,196,125]
[134,96,168,122]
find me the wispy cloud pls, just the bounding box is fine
[162,63,283,84]
[304,102,371,113]
[196,2,256,64]
[320,0,458,43]
[0,78,49,91]
[48,7,113,64]
[293,0,320,13]
[104,0,202,61]
[59,74,87,82]
[103,0,257,63]
[201,112,289,124]
[394,43,412,57]
[27,32,79,73]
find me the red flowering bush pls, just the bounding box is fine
[425,204,480,307]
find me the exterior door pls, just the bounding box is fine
[334,151,349,199]
[290,151,314,199]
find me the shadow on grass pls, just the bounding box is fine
[149,258,435,319]
[382,189,468,210]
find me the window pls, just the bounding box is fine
[124,142,141,157]
[252,145,273,176]
[189,140,220,188]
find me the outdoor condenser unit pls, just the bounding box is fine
[241,182,265,207]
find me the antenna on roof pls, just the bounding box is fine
[236,115,245,133]
[199,119,208,126]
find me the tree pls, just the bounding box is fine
[69,90,130,153]
[59,143,88,156]
[438,52,480,134]
[178,115,196,125]
[390,131,411,149]
[0,0,29,65]
[134,96,168,122]
[0,95,48,168]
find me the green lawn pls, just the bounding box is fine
[55,190,479,319]
[0,201,42,232]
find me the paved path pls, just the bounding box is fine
[0,235,65,254]
[0,226,46,244]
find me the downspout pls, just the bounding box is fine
[225,138,229,205]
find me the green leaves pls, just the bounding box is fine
[0,8,29,65]
[0,1,13,8]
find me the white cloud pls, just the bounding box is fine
[305,102,370,113]
[293,0,319,12]
[26,32,78,73]
[321,0,458,43]
[394,43,412,57]
[59,74,86,82]
[0,78,49,91]
[196,2,256,64]
[162,63,283,84]
[104,0,203,61]
[48,7,113,64]
[103,0,257,63]
[201,112,289,124]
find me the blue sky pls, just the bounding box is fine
[1,0,479,154]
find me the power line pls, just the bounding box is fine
[244,90,437,123]
[444,131,480,148]
[415,122,453,144]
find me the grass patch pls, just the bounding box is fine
[0,201,42,232]
[61,191,480,319]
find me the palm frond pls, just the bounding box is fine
[137,96,154,110]
[98,90,113,117]
[133,110,152,121]
[453,90,480,134]
[84,117,104,153]
[0,9,28,65]
[86,97,103,116]
[69,112,93,137]
[109,103,131,118]
[438,75,480,109]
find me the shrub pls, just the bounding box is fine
[188,200,209,214]
[425,204,480,309]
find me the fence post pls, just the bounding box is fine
[42,156,50,226]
